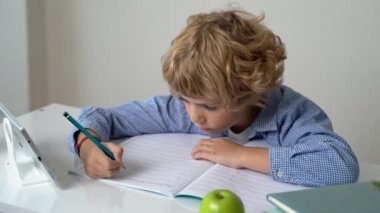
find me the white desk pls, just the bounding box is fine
[0,104,379,213]
[0,104,200,213]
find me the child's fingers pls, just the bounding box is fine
[103,142,124,162]
[87,146,120,175]
[95,152,122,169]
[192,140,214,155]
[84,157,110,179]
[192,142,213,158]
[97,162,121,178]
[192,148,213,161]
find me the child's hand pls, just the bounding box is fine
[79,140,124,179]
[191,138,243,169]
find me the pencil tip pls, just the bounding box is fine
[63,112,68,117]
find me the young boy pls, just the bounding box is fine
[69,9,359,187]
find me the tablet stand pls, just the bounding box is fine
[3,118,50,186]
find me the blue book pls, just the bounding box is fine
[267,181,380,213]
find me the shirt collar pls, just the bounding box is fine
[247,88,280,138]
[212,87,281,139]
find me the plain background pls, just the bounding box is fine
[1,0,379,164]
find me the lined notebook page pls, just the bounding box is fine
[97,133,213,196]
[178,164,307,213]
[71,134,308,212]
[177,140,308,213]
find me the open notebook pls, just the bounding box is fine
[70,133,307,213]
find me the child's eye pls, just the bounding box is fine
[203,105,218,111]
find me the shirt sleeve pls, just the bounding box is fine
[68,96,197,153]
[268,95,359,187]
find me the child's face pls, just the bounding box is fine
[179,96,256,134]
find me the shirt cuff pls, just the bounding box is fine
[68,120,109,154]
[269,146,293,183]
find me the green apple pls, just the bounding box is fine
[200,189,245,213]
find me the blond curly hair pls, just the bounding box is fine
[162,9,285,110]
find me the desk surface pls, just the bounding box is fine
[0,104,201,213]
[0,104,379,213]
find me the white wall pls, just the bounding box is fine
[44,0,231,106]
[262,0,380,165]
[0,0,46,115]
[5,0,380,164]
[0,0,29,115]
[27,0,48,111]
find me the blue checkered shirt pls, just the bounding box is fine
[69,85,359,187]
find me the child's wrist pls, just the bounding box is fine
[76,136,89,156]
[75,129,100,157]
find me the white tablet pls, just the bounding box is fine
[0,102,60,188]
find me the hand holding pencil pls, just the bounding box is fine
[78,137,125,178]
[64,112,126,179]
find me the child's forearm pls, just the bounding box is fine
[238,147,270,174]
